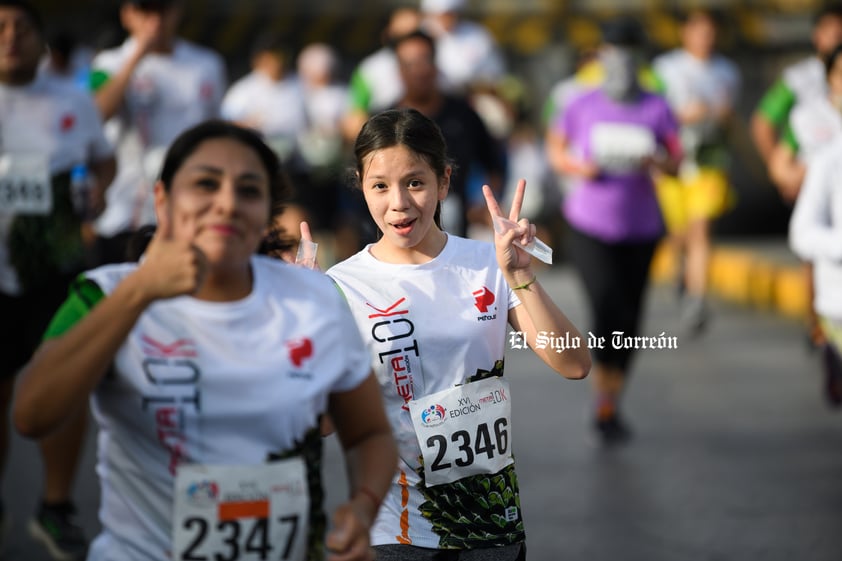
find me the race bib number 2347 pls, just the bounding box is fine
[173,459,309,561]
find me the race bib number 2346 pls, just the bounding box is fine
[409,377,514,487]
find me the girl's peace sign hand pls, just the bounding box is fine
[482,179,536,276]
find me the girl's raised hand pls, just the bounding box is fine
[482,179,536,275]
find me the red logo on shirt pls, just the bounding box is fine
[59,113,76,132]
[200,82,215,100]
[287,338,313,367]
[365,297,408,319]
[472,287,495,313]
[141,335,197,358]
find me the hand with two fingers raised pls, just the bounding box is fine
[482,179,536,281]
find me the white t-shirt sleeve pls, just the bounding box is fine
[208,53,228,117]
[78,93,115,162]
[327,283,374,393]
[789,144,842,262]
[221,79,250,122]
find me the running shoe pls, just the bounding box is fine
[821,344,842,408]
[28,501,88,561]
[680,295,709,337]
[593,415,632,445]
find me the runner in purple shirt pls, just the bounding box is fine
[545,18,682,445]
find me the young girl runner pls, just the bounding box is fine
[327,108,590,560]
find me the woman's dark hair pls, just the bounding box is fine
[127,120,292,261]
[0,0,44,34]
[159,119,292,217]
[826,42,842,77]
[353,108,451,229]
[388,28,436,59]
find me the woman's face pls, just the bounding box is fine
[0,7,43,82]
[360,144,449,258]
[155,137,271,269]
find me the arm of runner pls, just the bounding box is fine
[483,181,591,380]
[648,131,682,176]
[545,128,599,179]
[326,373,396,561]
[89,154,117,217]
[768,142,805,204]
[750,81,796,164]
[93,17,160,120]
[13,208,208,438]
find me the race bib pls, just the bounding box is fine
[0,153,52,215]
[173,459,309,561]
[409,377,513,487]
[590,123,656,173]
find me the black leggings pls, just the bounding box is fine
[567,227,657,371]
[373,543,526,561]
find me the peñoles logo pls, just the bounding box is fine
[473,287,495,313]
[286,338,313,367]
[420,404,447,427]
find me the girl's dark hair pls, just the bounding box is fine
[159,119,292,217]
[353,108,451,228]
[826,42,842,76]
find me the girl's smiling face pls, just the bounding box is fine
[360,144,450,263]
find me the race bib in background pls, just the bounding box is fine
[0,153,52,215]
[590,123,656,174]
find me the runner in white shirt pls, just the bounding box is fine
[90,0,226,265]
[750,4,842,172]
[420,0,504,93]
[327,109,590,560]
[342,7,422,143]
[790,132,842,408]
[221,35,307,164]
[768,44,842,198]
[0,2,116,558]
[13,120,397,561]
[777,44,842,409]
[652,9,741,335]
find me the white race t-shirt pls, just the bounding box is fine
[91,38,226,236]
[789,136,842,319]
[221,72,308,161]
[783,56,827,103]
[427,21,505,91]
[82,256,372,561]
[653,49,740,152]
[0,74,113,295]
[327,235,526,550]
[789,97,842,163]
